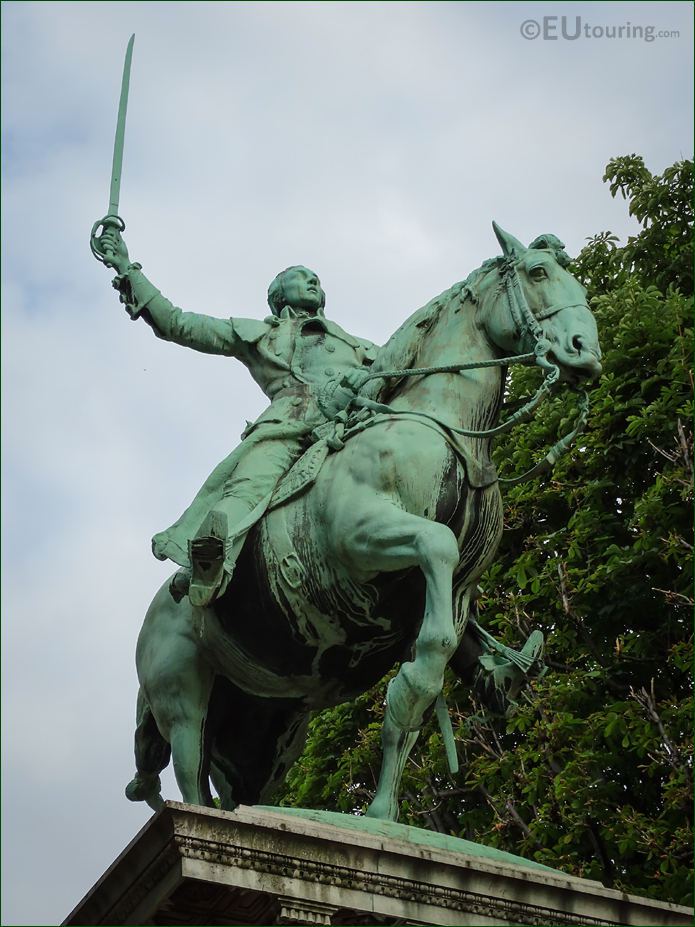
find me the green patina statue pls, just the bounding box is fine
[91,38,602,820]
[94,222,601,819]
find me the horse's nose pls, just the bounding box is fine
[569,334,602,378]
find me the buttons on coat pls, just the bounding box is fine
[324,368,335,377]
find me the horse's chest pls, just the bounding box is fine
[222,458,502,704]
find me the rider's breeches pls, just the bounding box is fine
[212,436,305,524]
[222,435,303,505]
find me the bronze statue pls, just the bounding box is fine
[92,38,602,820]
[95,223,601,819]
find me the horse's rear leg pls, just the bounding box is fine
[161,654,215,807]
[338,507,460,821]
[138,593,216,807]
[210,755,236,811]
[125,688,171,811]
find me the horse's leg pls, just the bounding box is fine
[369,714,421,822]
[210,753,236,811]
[372,586,473,821]
[207,681,312,810]
[162,648,215,807]
[138,586,215,807]
[337,504,460,821]
[125,687,171,812]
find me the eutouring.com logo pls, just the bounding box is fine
[520,17,680,42]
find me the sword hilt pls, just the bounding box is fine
[90,214,126,266]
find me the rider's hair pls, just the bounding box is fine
[267,266,326,316]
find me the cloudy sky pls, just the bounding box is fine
[2,1,692,923]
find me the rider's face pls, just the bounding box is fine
[280,267,324,314]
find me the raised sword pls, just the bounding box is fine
[90,34,135,266]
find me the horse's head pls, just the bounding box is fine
[475,223,602,384]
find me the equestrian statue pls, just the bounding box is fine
[91,37,602,821]
[94,219,601,819]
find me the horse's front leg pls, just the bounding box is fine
[337,505,460,821]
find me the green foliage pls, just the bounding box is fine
[278,156,693,905]
[599,155,693,296]
[279,687,389,813]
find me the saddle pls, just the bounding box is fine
[268,403,499,516]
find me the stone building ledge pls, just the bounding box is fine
[63,802,693,926]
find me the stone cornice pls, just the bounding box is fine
[63,803,695,926]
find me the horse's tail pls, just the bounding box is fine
[125,687,171,811]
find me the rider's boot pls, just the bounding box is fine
[188,494,257,606]
[189,510,228,607]
[472,627,545,715]
[507,629,544,699]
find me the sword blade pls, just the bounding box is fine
[107,34,135,217]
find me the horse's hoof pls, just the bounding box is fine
[125,773,162,806]
[146,793,165,812]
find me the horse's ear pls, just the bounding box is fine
[492,221,527,258]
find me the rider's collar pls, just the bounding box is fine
[278,306,326,321]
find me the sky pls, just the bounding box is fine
[1,1,692,924]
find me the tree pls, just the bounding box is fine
[278,156,693,905]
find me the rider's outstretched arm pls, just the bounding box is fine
[95,228,263,358]
[113,265,263,357]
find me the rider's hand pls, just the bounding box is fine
[340,368,370,393]
[95,228,130,273]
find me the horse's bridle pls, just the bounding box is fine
[500,257,587,361]
[342,256,592,486]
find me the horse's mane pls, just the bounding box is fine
[374,239,567,385]
[382,239,570,366]
[399,257,504,337]
[370,257,503,401]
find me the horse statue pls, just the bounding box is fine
[126,224,601,821]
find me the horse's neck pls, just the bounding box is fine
[389,296,504,432]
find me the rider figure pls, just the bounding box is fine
[96,229,376,605]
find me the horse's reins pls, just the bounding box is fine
[346,259,591,486]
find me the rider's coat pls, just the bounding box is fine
[114,268,378,565]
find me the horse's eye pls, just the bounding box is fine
[529,266,548,280]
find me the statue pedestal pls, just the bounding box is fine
[63,802,692,926]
